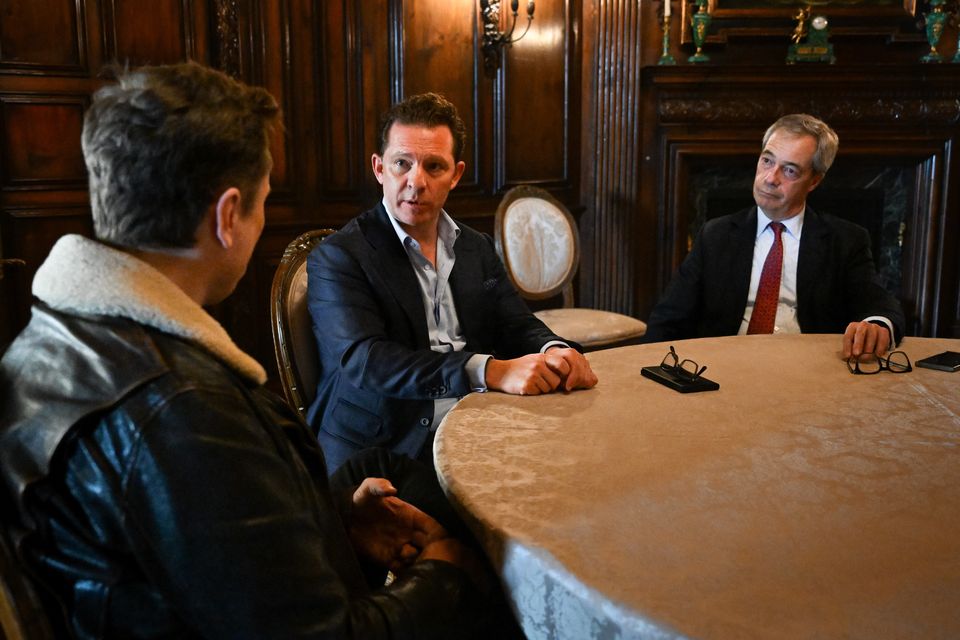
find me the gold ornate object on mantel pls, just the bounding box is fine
[786,6,836,64]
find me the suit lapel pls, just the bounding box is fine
[448,232,482,343]
[797,206,828,316]
[726,208,758,328]
[360,203,431,348]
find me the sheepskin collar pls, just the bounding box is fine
[32,234,267,385]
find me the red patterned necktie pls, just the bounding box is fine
[747,221,784,335]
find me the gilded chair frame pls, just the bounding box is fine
[269,229,336,419]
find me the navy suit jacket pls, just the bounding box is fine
[645,206,905,343]
[305,204,563,472]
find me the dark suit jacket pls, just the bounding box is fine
[306,204,563,472]
[645,206,905,343]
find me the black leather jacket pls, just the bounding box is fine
[0,304,479,639]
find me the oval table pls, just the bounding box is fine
[434,334,960,639]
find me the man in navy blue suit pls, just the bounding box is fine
[645,114,904,356]
[306,93,597,473]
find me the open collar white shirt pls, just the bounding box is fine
[385,201,488,430]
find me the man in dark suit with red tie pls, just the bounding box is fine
[645,113,905,357]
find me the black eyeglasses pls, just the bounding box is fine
[661,345,708,382]
[846,350,912,375]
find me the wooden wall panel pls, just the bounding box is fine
[0,0,85,71]
[315,1,368,198]
[1,207,91,273]
[578,0,643,314]
[503,0,574,188]
[356,0,391,200]
[401,0,480,187]
[1,96,86,187]
[102,0,196,65]
[249,0,291,194]
[1,207,92,348]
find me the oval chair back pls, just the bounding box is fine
[494,186,646,350]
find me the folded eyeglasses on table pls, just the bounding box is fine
[641,345,719,393]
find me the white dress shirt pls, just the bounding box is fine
[738,207,894,341]
[738,208,803,335]
[386,205,486,429]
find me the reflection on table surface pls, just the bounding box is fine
[434,334,960,640]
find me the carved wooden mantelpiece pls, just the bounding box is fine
[639,65,960,338]
[658,96,960,125]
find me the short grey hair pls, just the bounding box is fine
[762,113,839,176]
[82,62,281,249]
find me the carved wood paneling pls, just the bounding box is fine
[579,0,644,314]
[101,0,196,65]
[0,95,87,188]
[314,1,378,201]
[401,0,480,189]
[502,0,578,191]
[244,0,291,195]
[657,95,960,126]
[214,0,240,77]
[0,207,92,350]
[0,0,87,74]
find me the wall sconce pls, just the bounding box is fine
[480,0,535,76]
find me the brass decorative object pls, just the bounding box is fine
[786,7,836,64]
[688,0,712,63]
[480,0,535,76]
[658,0,677,65]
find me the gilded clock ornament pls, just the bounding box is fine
[786,7,836,64]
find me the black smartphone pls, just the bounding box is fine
[915,351,960,372]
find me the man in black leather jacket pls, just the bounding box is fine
[0,62,502,639]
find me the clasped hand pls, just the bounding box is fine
[485,347,599,395]
[348,478,481,582]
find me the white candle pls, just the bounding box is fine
[665,1,671,17]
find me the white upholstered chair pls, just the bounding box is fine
[494,186,646,350]
[270,229,336,419]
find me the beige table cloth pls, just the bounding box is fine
[434,334,960,639]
